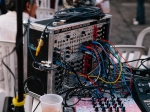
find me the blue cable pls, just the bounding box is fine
[107,84,118,98]
[122,73,132,97]
[93,41,133,98]
[97,50,106,77]
[122,66,133,97]
[97,47,117,80]
[105,43,131,97]
[94,41,128,97]
[89,42,120,97]
[82,41,132,97]
[104,44,119,80]
[72,73,78,84]
[104,43,127,85]
[106,44,126,97]
[92,42,117,72]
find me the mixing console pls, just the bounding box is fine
[133,80,150,112]
[74,97,141,112]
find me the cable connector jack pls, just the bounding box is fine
[35,38,43,56]
[52,20,66,26]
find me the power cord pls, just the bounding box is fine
[54,6,105,22]
[23,76,45,112]
[1,27,27,98]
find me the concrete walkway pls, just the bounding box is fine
[109,0,150,53]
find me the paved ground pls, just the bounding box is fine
[109,0,150,54]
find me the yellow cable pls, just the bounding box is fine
[35,38,43,56]
[78,58,122,84]
[68,55,122,84]
[91,59,122,84]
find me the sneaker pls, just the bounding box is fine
[133,18,139,25]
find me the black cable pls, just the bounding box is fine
[1,27,27,98]
[58,84,129,96]
[62,60,83,86]
[122,58,145,64]
[27,20,62,71]
[138,59,149,69]
[141,60,148,69]
[63,84,129,107]
[23,76,45,94]
[64,89,93,107]
[54,7,105,22]
[23,76,45,112]
[33,101,40,112]
[54,68,65,91]
[134,77,150,81]
[1,48,17,97]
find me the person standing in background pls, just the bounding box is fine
[133,0,145,25]
[0,0,37,94]
[0,0,38,41]
[0,0,7,14]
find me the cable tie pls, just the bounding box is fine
[12,94,26,107]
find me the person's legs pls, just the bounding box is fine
[51,0,56,9]
[0,0,7,14]
[136,0,145,24]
